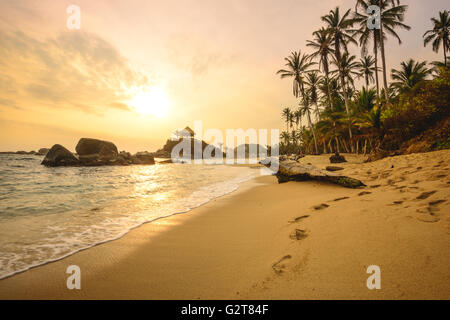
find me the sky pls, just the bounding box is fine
[0,0,448,152]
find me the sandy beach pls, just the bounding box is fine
[0,150,449,300]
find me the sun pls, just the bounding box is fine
[129,86,170,117]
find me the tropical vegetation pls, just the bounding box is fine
[277,3,449,158]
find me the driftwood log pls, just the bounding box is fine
[276,160,365,188]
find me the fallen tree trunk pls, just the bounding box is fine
[275,160,365,188]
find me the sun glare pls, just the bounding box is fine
[129,86,170,117]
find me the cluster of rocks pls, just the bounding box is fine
[41,138,155,167]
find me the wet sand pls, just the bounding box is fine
[0,150,449,299]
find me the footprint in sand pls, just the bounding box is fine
[272,255,292,275]
[289,215,310,223]
[415,199,446,223]
[416,191,437,200]
[429,200,446,206]
[313,203,329,210]
[290,229,308,241]
[332,196,350,202]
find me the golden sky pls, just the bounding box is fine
[0,0,448,152]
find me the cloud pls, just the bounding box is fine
[165,33,235,77]
[0,30,151,113]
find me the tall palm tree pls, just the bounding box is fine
[355,0,410,102]
[423,10,450,67]
[322,7,357,150]
[277,51,316,98]
[307,28,334,110]
[390,59,432,94]
[357,55,378,87]
[282,107,291,133]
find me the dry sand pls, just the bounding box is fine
[0,150,449,299]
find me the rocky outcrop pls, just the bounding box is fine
[275,160,365,188]
[329,153,347,163]
[41,144,80,167]
[40,138,157,167]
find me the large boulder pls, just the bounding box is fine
[41,144,79,167]
[76,138,119,166]
[76,138,118,158]
[132,152,155,165]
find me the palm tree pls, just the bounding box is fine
[290,129,298,146]
[282,107,291,133]
[357,55,378,87]
[423,10,450,67]
[299,98,319,155]
[322,7,357,150]
[333,53,360,92]
[355,0,411,102]
[280,131,290,147]
[277,51,316,99]
[355,105,383,153]
[305,72,322,119]
[354,87,378,113]
[293,109,302,131]
[390,59,432,94]
[288,111,295,132]
[307,28,334,110]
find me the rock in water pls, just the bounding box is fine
[276,160,365,188]
[133,152,155,165]
[329,153,347,163]
[76,138,119,165]
[41,144,79,167]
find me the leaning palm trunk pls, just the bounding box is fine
[323,60,333,110]
[379,0,390,103]
[374,31,380,98]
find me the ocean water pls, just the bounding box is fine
[0,154,261,279]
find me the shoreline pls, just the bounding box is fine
[0,151,449,299]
